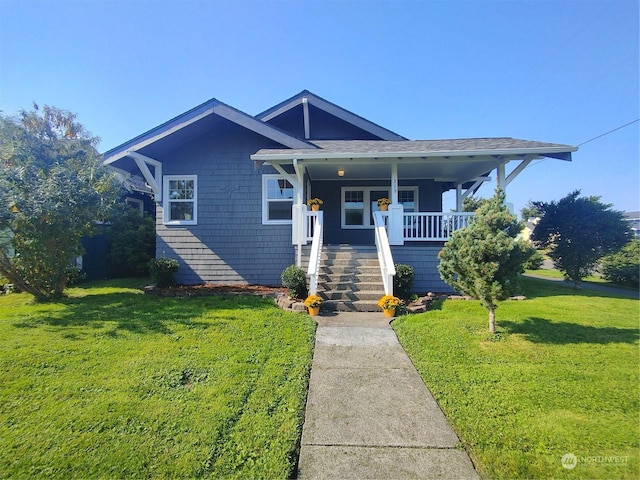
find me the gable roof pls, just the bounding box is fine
[256,90,408,141]
[103,97,316,165]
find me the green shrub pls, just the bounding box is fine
[281,265,307,299]
[66,267,87,286]
[600,239,640,287]
[149,257,179,287]
[523,248,545,270]
[394,264,415,299]
[107,208,156,277]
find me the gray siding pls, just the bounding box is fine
[391,245,454,293]
[155,119,294,286]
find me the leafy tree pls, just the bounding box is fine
[439,189,534,333]
[600,239,640,288]
[530,190,630,288]
[0,104,122,301]
[520,201,541,221]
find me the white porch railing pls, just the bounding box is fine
[306,210,323,295]
[402,212,474,241]
[373,211,395,296]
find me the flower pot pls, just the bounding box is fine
[311,204,320,211]
[383,307,396,318]
[308,306,320,316]
[379,204,388,211]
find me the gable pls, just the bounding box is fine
[103,98,314,166]
[257,90,407,141]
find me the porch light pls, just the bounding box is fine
[337,169,345,177]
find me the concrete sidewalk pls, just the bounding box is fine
[297,312,479,479]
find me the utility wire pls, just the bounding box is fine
[577,119,639,146]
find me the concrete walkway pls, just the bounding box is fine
[297,312,479,479]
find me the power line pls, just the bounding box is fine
[577,119,639,146]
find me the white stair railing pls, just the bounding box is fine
[306,211,323,295]
[373,211,396,296]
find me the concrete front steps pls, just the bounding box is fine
[317,245,385,312]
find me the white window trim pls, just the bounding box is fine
[262,174,297,225]
[163,175,198,225]
[341,186,418,229]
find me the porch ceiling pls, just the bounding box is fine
[251,138,577,184]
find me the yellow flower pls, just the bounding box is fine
[307,198,323,206]
[377,197,391,206]
[304,294,323,307]
[377,295,401,309]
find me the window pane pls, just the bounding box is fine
[169,179,194,200]
[267,178,293,200]
[399,190,415,212]
[345,209,364,225]
[269,201,292,220]
[170,202,194,221]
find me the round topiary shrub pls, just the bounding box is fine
[149,257,180,288]
[281,264,308,299]
[394,264,415,299]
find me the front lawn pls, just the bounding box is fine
[0,280,315,479]
[393,277,639,479]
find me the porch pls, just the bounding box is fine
[302,209,470,305]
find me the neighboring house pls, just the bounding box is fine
[625,211,640,236]
[103,90,577,299]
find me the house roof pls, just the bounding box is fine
[103,97,316,165]
[256,90,408,141]
[252,137,577,183]
[252,138,577,161]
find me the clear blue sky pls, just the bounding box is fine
[1,0,638,214]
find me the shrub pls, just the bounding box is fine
[281,265,307,299]
[523,248,545,270]
[394,264,415,299]
[66,267,87,286]
[107,208,156,277]
[601,239,640,287]
[149,257,179,288]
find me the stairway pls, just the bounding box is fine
[317,245,385,312]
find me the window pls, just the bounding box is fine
[341,187,418,228]
[163,175,197,225]
[263,175,295,224]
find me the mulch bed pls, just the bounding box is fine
[145,283,286,298]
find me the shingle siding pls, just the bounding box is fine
[155,119,294,286]
[391,245,454,293]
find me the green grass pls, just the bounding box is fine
[0,280,315,479]
[393,277,639,479]
[525,268,638,291]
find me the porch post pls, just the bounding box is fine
[292,159,305,266]
[388,159,404,245]
[456,184,463,211]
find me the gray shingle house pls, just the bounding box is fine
[103,90,577,304]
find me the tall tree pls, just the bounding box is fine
[0,104,122,301]
[530,190,631,288]
[439,189,534,333]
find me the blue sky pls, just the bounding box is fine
[1,0,638,214]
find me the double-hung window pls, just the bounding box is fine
[163,175,197,225]
[341,186,418,228]
[263,174,295,224]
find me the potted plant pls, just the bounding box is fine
[377,197,391,211]
[304,294,323,316]
[377,294,402,317]
[307,198,323,211]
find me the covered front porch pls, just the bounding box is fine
[252,138,576,298]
